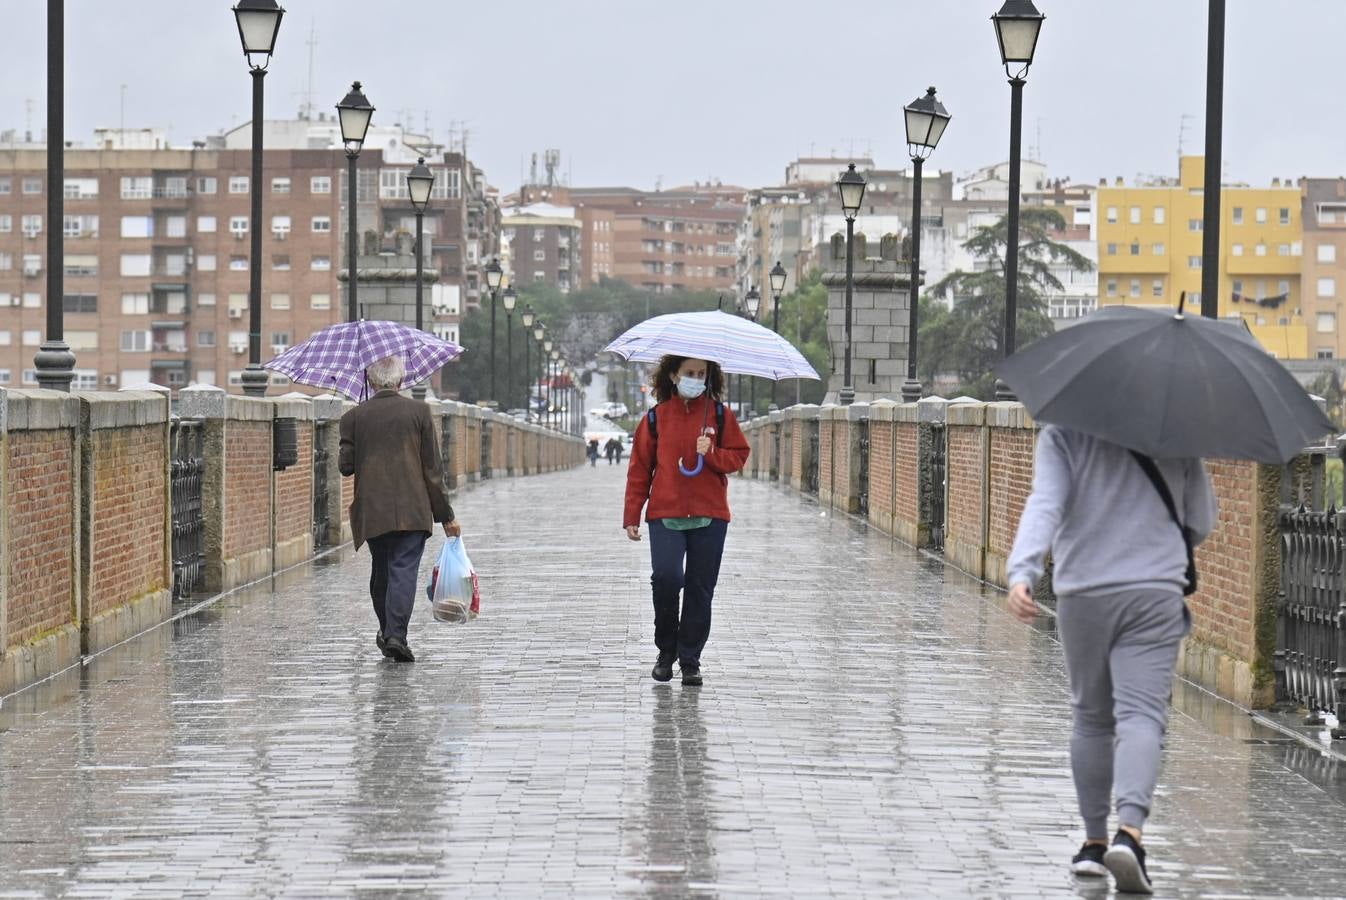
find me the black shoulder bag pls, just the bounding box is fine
[1129,451,1198,596]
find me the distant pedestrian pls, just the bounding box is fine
[1006,426,1216,894]
[339,355,460,663]
[624,355,749,687]
[587,439,600,467]
[605,437,621,465]
[614,439,625,465]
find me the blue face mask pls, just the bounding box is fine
[676,375,706,399]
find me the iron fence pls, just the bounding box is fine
[857,416,870,516]
[928,423,947,553]
[771,423,782,482]
[806,419,820,495]
[480,421,493,480]
[440,414,456,489]
[170,419,205,601]
[1277,504,1346,734]
[312,422,331,549]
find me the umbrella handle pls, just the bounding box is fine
[678,454,705,477]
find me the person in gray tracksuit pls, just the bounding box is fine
[1006,424,1217,895]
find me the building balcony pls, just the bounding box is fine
[1225,254,1301,276]
[1098,255,1170,275]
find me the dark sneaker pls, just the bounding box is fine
[651,654,675,682]
[384,636,415,663]
[376,632,392,658]
[1104,830,1153,894]
[681,665,703,687]
[1070,842,1108,878]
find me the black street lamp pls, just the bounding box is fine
[901,86,952,404]
[744,286,761,418]
[485,258,504,404]
[533,320,546,422]
[836,163,867,406]
[337,81,374,324]
[233,0,285,397]
[550,348,561,430]
[406,156,434,399]
[768,261,788,410]
[521,304,536,421]
[35,0,74,391]
[502,284,517,410]
[992,0,1044,401]
[1200,0,1224,320]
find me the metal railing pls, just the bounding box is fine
[928,423,947,553]
[805,419,820,496]
[170,419,205,601]
[480,421,493,480]
[312,422,331,549]
[440,414,456,488]
[1277,504,1346,730]
[772,424,782,482]
[857,417,871,516]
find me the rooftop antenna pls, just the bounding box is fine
[300,23,317,120]
[1178,113,1196,161]
[120,84,127,144]
[24,97,33,142]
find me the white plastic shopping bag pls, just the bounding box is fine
[428,536,480,623]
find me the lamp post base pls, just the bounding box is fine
[838,386,855,406]
[33,341,76,392]
[241,364,270,397]
[993,378,1017,403]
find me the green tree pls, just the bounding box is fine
[921,208,1093,399]
[768,269,831,408]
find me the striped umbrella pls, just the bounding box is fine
[264,319,464,401]
[603,310,818,380]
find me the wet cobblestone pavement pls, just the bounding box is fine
[4,466,1346,897]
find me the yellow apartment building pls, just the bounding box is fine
[1096,156,1306,357]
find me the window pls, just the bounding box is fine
[1278,244,1290,257]
[1319,244,1338,264]
[197,330,216,347]
[1106,279,1118,297]
[1129,242,1140,256]
[64,178,99,199]
[63,255,98,277]
[1232,207,1243,225]
[1233,280,1244,296]
[1318,277,1336,298]
[71,370,98,391]
[196,370,217,386]
[121,293,149,315]
[121,216,153,238]
[272,254,290,271]
[270,332,290,349]
[534,248,546,261]
[1128,207,1141,225]
[1318,312,1336,334]
[1153,206,1166,225]
[229,216,249,236]
[120,176,152,199]
[197,176,217,194]
[63,215,98,237]
[0,330,9,346]
[1232,244,1244,256]
[310,293,331,310]
[0,177,9,195]
[22,330,41,347]
[311,216,331,233]
[21,215,42,237]
[1129,279,1141,298]
[66,331,98,350]
[22,293,39,308]
[1255,207,1267,224]
[1106,243,1117,256]
[229,256,248,271]
[311,255,331,271]
[533,272,546,282]
[120,254,151,277]
[198,254,217,272]
[0,253,10,270]
[1255,243,1267,257]
[21,370,37,386]
[165,215,187,238]
[120,330,150,352]
[270,293,290,310]
[229,176,249,194]
[1152,279,1164,298]
[1152,243,1165,256]
[1188,218,1203,232]
[0,370,9,385]
[271,215,291,236]
[1278,279,1290,297]
[1188,256,1202,269]
[197,293,216,307]
[1280,207,1290,225]
[271,177,291,194]
[1106,206,1118,224]
[0,215,10,233]
[22,254,40,276]
[22,177,42,194]
[310,176,331,194]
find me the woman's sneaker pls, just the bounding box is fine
[1104,830,1153,894]
[1070,842,1107,877]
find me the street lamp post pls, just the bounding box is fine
[836,163,867,406]
[233,0,285,397]
[1200,0,1225,320]
[485,259,503,404]
[768,261,787,410]
[533,320,546,422]
[744,286,761,418]
[406,157,434,399]
[992,0,1045,402]
[336,80,373,323]
[35,0,75,391]
[502,285,517,410]
[901,86,952,404]
[550,349,561,430]
[543,336,554,428]
[521,305,536,421]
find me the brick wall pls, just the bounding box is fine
[274,427,313,544]
[223,422,272,559]
[790,419,803,484]
[894,421,921,526]
[833,418,852,510]
[868,419,894,524]
[1190,459,1261,664]
[8,430,75,645]
[945,420,987,579]
[987,425,1035,585]
[89,425,166,619]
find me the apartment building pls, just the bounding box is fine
[1300,178,1346,360]
[501,203,583,292]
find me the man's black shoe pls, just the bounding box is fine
[1104,830,1153,894]
[651,654,675,682]
[681,665,703,687]
[384,636,415,663]
[376,632,392,657]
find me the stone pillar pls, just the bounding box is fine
[312,395,347,547]
[271,396,315,572]
[822,234,916,404]
[943,402,990,581]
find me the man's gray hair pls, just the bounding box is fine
[366,355,406,391]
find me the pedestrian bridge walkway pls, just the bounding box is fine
[2,467,1346,897]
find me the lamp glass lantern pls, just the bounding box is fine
[502,285,518,312]
[406,157,434,210]
[769,261,787,296]
[550,349,560,361]
[485,259,504,292]
[837,163,867,221]
[335,81,374,154]
[992,0,1045,76]
[904,87,952,161]
[521,304,535,328]
[543,338,554,354]
[233,0,284,68]
[533,323,546,342]
[745,286,761,319]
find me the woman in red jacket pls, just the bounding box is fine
[624,355,750,686]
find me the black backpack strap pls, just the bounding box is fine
[647,407,658,442]
[1129,450,1198,596]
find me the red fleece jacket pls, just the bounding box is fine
[623,396,751,528]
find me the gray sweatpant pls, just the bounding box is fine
[1056,589,1190,838]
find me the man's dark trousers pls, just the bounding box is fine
[367,530,428,642]
[648,518,728,668]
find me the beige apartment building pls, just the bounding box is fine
[1300,178,1346,360]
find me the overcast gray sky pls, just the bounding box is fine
[6,1,1345,191]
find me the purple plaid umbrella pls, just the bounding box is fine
[264,320,464,401]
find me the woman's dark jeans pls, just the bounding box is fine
[648,518,728,669]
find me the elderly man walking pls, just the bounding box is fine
[339,355,460,662]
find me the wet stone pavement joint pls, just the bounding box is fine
[2,467,1346,898]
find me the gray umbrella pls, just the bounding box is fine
[994,304,1334,463]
